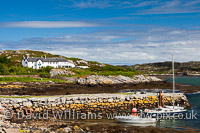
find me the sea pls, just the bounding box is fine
[80,77,200,131]
[159,77,200,131]
[115,77,200,131]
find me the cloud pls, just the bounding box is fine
[2,27,200,65]
[64,0,200,14]
[131,0,200,14]
[0,21,99,28]
[70,0,112,9]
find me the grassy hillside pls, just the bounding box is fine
[0,50,108,67]
[0,50,139,78]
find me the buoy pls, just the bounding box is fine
[132,108,137,116]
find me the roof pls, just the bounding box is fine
[27,57,67,62]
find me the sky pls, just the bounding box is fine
[1,0,200,65]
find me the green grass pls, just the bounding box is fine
[66,67,140,78]
[0,77,67,83]
[68,68,95,77]
[88,61,101,65]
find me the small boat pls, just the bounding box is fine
[165,105,185,110]
[115,115,157,123]
[144,106,187,118]
[115,108,157,123]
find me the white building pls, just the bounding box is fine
[22,57,75,69]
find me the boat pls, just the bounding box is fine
[144,55,187,118]
[144,106,187,118]
[115,115,157,123]
[115,108,157,123]
[165,105,185,110]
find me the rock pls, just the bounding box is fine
[13,104,20,108]
[108,99,113,102]
[76,60,88,65]
[23,102,32,107]
[64,127,72,132]
[50,69,75,77]
[48,81,55,84]
[133,75,162,83]
[73,125,79,131]
[77,75,162,85]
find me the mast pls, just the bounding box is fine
[172,54,175,109]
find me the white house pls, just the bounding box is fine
[22,56,75,69]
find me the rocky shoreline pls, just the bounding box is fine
[77,75,162,85]
[1,119,198,133]
[0,93,192,132]
[0,80,200,95]
[0,120,198,133]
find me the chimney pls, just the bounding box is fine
[26,54,29,58]
[44,54,46,59]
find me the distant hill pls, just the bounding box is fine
[0,50,104,67]
[120,61,200,75]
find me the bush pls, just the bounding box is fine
[0,65,53,75]
[0,56,11,64]
[69,68,94,77]
[89,65,126,72]
[0,63,5,74]
[38,66,53,73]
[39,72,50,78]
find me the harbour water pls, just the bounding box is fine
[165,76,200,86]
[163,77,200,131]
[154,92,200,131]
[104,77,200,131]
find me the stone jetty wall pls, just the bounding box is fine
[0,93,190,121]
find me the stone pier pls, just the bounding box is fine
[0,92,190,118]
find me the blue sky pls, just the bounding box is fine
[1,0,200,65]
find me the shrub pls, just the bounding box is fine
[0,63,5,74]
[0,56,11,64]
[39,72,50,78]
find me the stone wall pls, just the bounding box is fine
[0,93,190,120]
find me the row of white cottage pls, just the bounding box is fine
[22,57,88,69]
